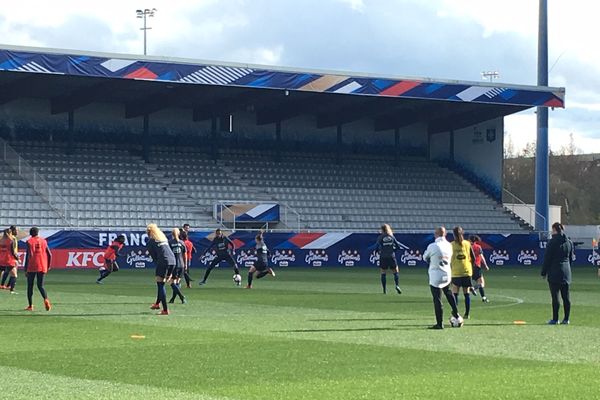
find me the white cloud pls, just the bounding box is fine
[336,0,365,12]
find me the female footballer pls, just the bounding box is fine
[24,227,52,311]
[168,228,187,304]
[96,234,126,284]
[469,235,490,302]
[450,226,476,319]
[146,224,176,315]
[180,230,195,288]
[375,224,403,294]
[0,228,19,293]
[246,232,275,289]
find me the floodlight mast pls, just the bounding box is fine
[136,8,157,56]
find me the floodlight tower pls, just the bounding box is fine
[535,0,549,232]
[136,8,157,56]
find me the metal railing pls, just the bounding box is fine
[213,200,302,232]
[502,188,546,231]
[1,138,77,226]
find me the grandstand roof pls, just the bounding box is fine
[0,44,565,131]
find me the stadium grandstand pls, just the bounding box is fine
[0,45,565,233]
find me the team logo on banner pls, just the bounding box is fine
[489,250,510,266]
[126,250,153,269]
[305,250,328,267]
[271,250,295,267]
[369,250,380,266]
[338,250,360,267]
[200,250,217,266]
[400,250,422,266]
[517,250,538,265]
[236,250,258,267]
[589,250,600,266]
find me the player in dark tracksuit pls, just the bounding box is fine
[246,232,275,289]
[375,224,403,294]
[199,229,239,285]
[168,228,187,304]
[146,224,176,315]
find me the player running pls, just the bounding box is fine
[24,227,52,311]
[180,230,195,288]
[199,228,240,285]
[146,224,176,315]
[96,235,126,284]
[375,224,403,294]
[450,226,476,319]
[168,228,187,304]
[246,232,275,289]
[0,228,19,293]
[469,235,490,302]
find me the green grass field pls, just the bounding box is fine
[1,266,599,400]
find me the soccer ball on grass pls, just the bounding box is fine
[233,274,242,286]
[449,315,464,328]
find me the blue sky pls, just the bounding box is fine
[1,0,598,153]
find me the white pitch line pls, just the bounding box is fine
[483,294,524,309]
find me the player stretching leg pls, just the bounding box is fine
[246,232,275,289]
[375,224,403,294]
[470,235,490,302]
[450,226,476,319]
[180,230,195,288]
[199,229,239,285]
[24,227,52,311]
[0,227,19,293]
[97,235,125,284]
[168,228,188,304]
[146,224,176,315]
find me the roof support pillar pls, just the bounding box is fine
[67,110,75,156]
[336,124,343,165]
[143,114,150,163]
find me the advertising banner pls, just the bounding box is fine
[12,230,599,269]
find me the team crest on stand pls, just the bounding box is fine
[236,250,258,267]
[588,250,600,266]
[517,250,538,265]
[126,250,153,269]
[200,250,217,266]
[305,250,328,267]
[489,250,510,266]
[338,250,360,267]
[400,250,422,266]
[271,250,295,267]
[369,250,380,266]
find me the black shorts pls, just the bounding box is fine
[155,264,175,279]
[171,266,183,279]
[379,257,398,270]
[105,260,119,272]
[472,267,482,281]
[211,253,237,267]
[0,265,15,271]
[451,276,472,288]
[254,258,269,271]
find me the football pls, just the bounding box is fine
[449,315,464,328]
[233,274,242,286]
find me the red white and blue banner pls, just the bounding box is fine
[214,203,280,224]
[12,230,598,269]
[0,47,565,108]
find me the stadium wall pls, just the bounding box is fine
[11,230,599,270]
[429,117,504,200]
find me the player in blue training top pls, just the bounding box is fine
[199,229,240,285]
[168,228,188,304]
[246,232,275,289]
[375,224,403,294]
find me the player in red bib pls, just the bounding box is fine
[469,235,490,302]
[96,235,126,284]
[0,227,19,293]
[24,227,52,311]
[180,230,195,288]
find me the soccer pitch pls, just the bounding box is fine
[1,267,599,400]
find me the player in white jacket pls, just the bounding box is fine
[423,226,461,329]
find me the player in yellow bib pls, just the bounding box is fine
[450,226,476,319]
